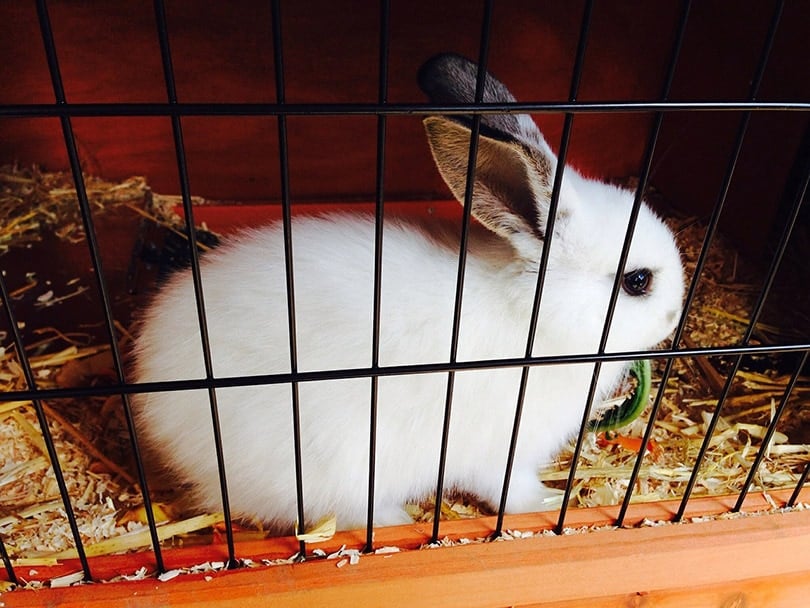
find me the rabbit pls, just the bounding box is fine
[131,53,684,532]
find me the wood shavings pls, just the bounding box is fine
[32,285,90,309]
[295,514,337,543]
[157,569,182,582]
[314,545,361,567]
[404,493,493,523]
[118,502,175,527]
[0,167,225,563]
[102,560,232,586]
[48,570,85,588]
[120,566,150,581]
[0,338,142,559]
[46,513,225,560]
[0,169,806,570]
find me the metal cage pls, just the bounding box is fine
[0,0,808,599]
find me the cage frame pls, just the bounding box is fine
[1,0,809,605]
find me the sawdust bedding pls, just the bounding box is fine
[0,166,807,561]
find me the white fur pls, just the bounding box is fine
[132,57,684,531]
[133,200,682,530]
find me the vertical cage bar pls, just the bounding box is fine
[37,1,169,571]
[553,0,657,534]
[788,460,810,507]
[730,152,808,510]
[0,279,23,585]
[733,350,809,510]
[32,0,169,574]
[152,0,237,565]
[364,0,391,553]
[615,355,677,525]
[0,538,13,587]
[555,363,602,533]
[492,0,594,538]
[29,0,131,580]
[269,0,307,559]
[430,0,495,544]
[730,149,809,508]
[613,0,692,527]
[675,0,786,520]
[0,269,90,579]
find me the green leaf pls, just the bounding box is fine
[588,359,652,432]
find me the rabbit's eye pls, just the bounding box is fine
[622,268,652,296]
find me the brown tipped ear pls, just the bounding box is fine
[423,115,554,256]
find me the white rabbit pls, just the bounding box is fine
[132,53,684,531]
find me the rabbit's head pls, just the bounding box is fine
[419,53,684,356]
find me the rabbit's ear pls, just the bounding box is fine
[423,115,560,260]
[418,53,557,163]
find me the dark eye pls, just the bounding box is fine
[622,268,652,296]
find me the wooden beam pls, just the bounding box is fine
[2,489,808,607]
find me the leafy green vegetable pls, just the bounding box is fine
[588,359,652,432]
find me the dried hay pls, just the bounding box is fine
[539,214,810,509]
[0,163,211,254]
[0,167,807,563]
[0,339,142,558]
[0,165,222,561]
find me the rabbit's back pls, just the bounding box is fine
[132,214,552,528]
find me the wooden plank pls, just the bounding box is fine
[4,489,804,583]
[527,570,810,608]
[1,489,808,607]
[3,507,809,607]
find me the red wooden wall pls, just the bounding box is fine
[1,0,807,258]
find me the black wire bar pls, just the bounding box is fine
[2,100,807,120]
[30,0,168,576]
[789,462,810,507]
[152,0,238,565]
[733,350,810,510]
[0,527,13,585]
[268,0,308,560]
[43,0,169,573]
[618,0,792,525]
[0,261,92,580]
[551,1,702,534]
[429,0,495,544]
[730,125,810,511]
[722,120,809,512]
[364,0,392,553]
[19,0,159,583]
[674,0,787,521]
[492,0,595,538]
[610,0,693,527]
[0,275,91,580]
[0,342,807,406]
[0,277,29,585]
[0,533,13,585]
